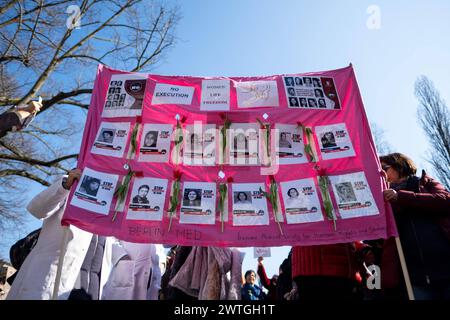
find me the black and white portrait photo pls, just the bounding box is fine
[284,77,294,87]
[143,130,158,148]
[335,182,357,203]
[132,184,150,204]
[308,98,317,108]
[279,132,292,148]
[321,131,337,148]
[289,97,299,107]
[98,129,115,144]
[182,188,202,207]
[79,176,101,197]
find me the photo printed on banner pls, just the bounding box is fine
[91,122,130,158]
[283,76,340,110]
[102,74,147,118]
[315,123,355,160]
[235,80,279,108]
[228,123,259,165]
[280,178,324,224]
[275,124,308,165]
[232,183,269,226]
[126,177,168,221]
[179,182,216,225]
[200,79,230,111]
[151,83,195,105]
[71,167,118,215]
[183,124,216,166]
[329,171,379,219]
[139,124,173,163]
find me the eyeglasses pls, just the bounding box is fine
[382,165,391,171]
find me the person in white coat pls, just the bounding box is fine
[101,241,165,300]
[7,169,95,300]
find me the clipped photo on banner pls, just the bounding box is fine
[179,182,216,225]
[126,177,168,221]
[138,124,173,163]
[315,123,355,160]
[232,183,269,226]
[228,123,259,165]
[280,178,324,224]
[283,76,340,109]
[235,80,279,108]
[102,74,147,118]
[91,122,130,158]
[71,167,118,215]
[275,124,307,165]
[151,83,195,105]
[200,79,230,111]
[183,124,216,166]
[329,171,379,219]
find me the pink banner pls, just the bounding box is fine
[62,64,397,247]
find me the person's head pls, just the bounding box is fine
[102,130,113,141]
[315,89,323,97]
[379,153,417,184]
[237,192,248,202]
[138,185,149,197]
[187,190,198,201]
[89,179,100,191]
[288,87,295,95]
[145,131,157,146]
[280,132,288,141]
[244,270,256,285]
[288,187,299,198]
[295,77,302,85]
[323,132,334,142]
[304,77,312,84]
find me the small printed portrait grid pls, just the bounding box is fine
[284,76,340,109]
[105,80,126,109]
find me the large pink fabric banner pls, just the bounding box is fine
[62,64,397,247]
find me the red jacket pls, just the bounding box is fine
[291,243,357,279]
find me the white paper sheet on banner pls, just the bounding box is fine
[151,83,195,105]
[315,123,356,160]
[280,178,324,224]
[183,124,216,166]
[179,182,216,225]
[102,74,147,118]
[235,80,279,108]
[91,122,130,158]
[200,79,230,111]
[253,247,271,258]
[228,123,260,166]
[126,177,168,221]
[275,124,308,165]
[232,183,269,226]
[138,124,173,163]
[71,167,118,215]
[329,171,379,219]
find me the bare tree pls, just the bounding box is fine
[0,0,179,242]
[415,76,450,189]
[370,122,392,156]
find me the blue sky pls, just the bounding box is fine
[2,0,450,280]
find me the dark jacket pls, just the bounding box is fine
[291,243,357,279]
[383,171,450,287]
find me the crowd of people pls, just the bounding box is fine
[1,108,449,300]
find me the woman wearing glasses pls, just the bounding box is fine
[380,153,450,300]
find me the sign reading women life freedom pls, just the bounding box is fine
[62,64,397,247]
